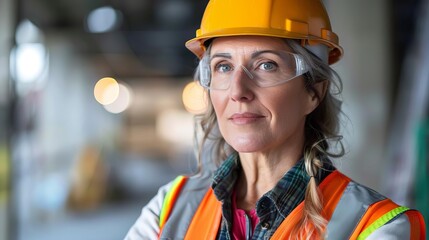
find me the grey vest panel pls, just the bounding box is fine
[160,172,213,240]
[326,181,386,240]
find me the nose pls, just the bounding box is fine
[229,66,255,102]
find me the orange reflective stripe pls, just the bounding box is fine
[351,202,426,240]
[357,206,409,239]
[271,170,351,239]
[406,210,426,240]
[349,199,399,239]
[184,188,222,240]
[318,170,351,220]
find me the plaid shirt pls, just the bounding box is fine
[211,152,335,240]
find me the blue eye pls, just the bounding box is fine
[215,64,232,73]
[259,62,277,71]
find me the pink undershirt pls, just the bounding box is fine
[231,190,260,239]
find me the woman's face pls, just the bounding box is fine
[209,36,318,154]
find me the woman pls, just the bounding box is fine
[125,0,426,239]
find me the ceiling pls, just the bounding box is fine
[18,0,209,78]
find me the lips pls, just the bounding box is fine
[229,112,265,124]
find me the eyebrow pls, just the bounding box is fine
[251,50,282,58]
[210,50,281,61]
[210,53,231,61]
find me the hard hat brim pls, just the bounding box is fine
[185,27,343,64]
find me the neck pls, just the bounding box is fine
[235,143,303,211]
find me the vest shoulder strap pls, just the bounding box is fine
[271,170,351,239]
[326,180,386,239]
[184,188,222,240]
[352,201,426,240]
[158,173,213,239]
[354,201,408,239]
[271,170,426,240]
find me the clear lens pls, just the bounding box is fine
[198,51,309,90]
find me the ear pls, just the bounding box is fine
[305,80,328,114]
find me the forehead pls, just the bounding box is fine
[210,36,292,55]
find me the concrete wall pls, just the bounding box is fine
[325,0,392,193]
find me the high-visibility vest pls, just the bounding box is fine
[158,170,426,239]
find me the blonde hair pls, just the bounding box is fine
[194,39,344,239]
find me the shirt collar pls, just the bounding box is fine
[211,152,335,218]
[259,159,309,218]
[212,152,240,201]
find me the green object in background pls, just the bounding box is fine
[415,120,429,227]
[0,144,9,203]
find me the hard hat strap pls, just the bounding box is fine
[304,44,329,64]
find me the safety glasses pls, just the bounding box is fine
[198,50,309,90]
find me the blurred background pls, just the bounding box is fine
[0,0,428,239]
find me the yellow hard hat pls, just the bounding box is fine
[185,0,343,64]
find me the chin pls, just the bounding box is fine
[228,139,266,153]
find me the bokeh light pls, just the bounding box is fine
[15,19,44,44]
[156,109,194,146]
[10,43,47,83]
[104,83,132,114]
[182,81,207,114]
[87,6,122,33]
[94,77,119,105]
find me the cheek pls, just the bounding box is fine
[210,92,226,110]
[210,92,226,118]
[268,90,311,123]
